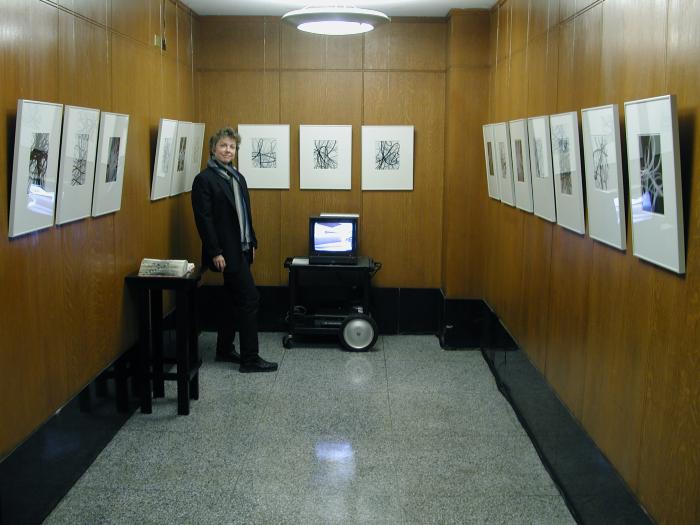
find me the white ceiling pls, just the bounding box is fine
[181,1,496,17]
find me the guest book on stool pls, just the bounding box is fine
[138,258,194,277]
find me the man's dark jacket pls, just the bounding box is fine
[191,165,257,274]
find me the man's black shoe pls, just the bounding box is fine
[239,357,278,373]
[215,345,241,363]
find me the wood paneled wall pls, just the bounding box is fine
[443,10,491,297]
[480,1,700,523]
[0,0,197,457]
[192,17,451,288]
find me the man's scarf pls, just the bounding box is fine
[208,158,253,251]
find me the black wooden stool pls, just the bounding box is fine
[125,268,202,415]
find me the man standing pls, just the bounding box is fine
[191,127,277,373]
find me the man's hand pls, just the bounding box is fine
[213,255,226,272]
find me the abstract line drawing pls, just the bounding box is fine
[591,135,610,190]
[27,132,53,216]
[560,172,572,194]
[514,139,525,182]
[237,124,290,189]
[70,111,97,186]
[582,104,626,250]
[639,133,664,214]
[498,142,507,178]
[9,99,63,236]
[177,136,187,172]
[550,111,585,234]
[186,122,206,192]
[55,105,100,225]
[28,132,49,191]
[161,138,174,175]
[482,125,500,200]
[492,123,514,205]
[509,118,534,212]
[624,95,683,273]
[71,133,89,186]
[106,137,120,182]
[486,142,495,176]
[251,138,277,168]
[553,125,572,195]
[169,121,191,196]
[362,125,413,191]
[303,126,352,188]
[151,118,179,200]
[533,139,545,178]
[92,111,128,216]
[528,116,556,222]
[77,110,98,135]
[313,140,338,170]
[375,140,400,170]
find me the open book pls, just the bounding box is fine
[138,258,194,277]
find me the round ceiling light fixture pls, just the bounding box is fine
[281,6,391,36]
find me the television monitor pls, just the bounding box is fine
[308,215,359,263]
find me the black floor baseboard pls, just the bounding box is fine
[483,348,654,525]
[0,347,142,525]
[199,284,444,335]
[439,298,519,351]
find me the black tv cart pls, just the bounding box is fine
[283,256,381,351]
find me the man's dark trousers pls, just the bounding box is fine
[218,251,259,362]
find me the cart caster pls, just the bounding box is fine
[282,334,294,349]
[339,314,378,351]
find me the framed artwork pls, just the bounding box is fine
[550,111,585,234]
[492,122,515,206]
[170,121,191,196]
[8,99,63,237]
[527,116,557,222]
[92,112,129,217]
[361,125,414,191]
[55,106,100,225]
[582,104,626,250]
[150,118,178,201]
[624,94,685,273]
[300,125,352,190]
[186,122,206,192]
[482,124,500,199]
[509,119,534,213]
[237,124,290,189]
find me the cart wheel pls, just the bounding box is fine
[282,334,293,349]
[339,314,378,351]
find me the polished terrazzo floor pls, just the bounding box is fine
[45,334,574,524]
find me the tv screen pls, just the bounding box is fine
[309,215,358,257]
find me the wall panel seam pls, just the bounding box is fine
[360,33,365,229]
[40,0,107,30]
[38,0,153,50]
[558,0,605,25]
[446,65,491,72]
[176,0,196,18]
[197,68,448,74]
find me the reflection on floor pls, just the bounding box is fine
[45,334,574,524]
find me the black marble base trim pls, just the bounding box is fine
[0,348,142,525]
[483,348,654,525]
[370,287,399,334]
[198,284,444,335]
[258,286,290,332]
[438,298,519,350]
[396,288,442,334]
